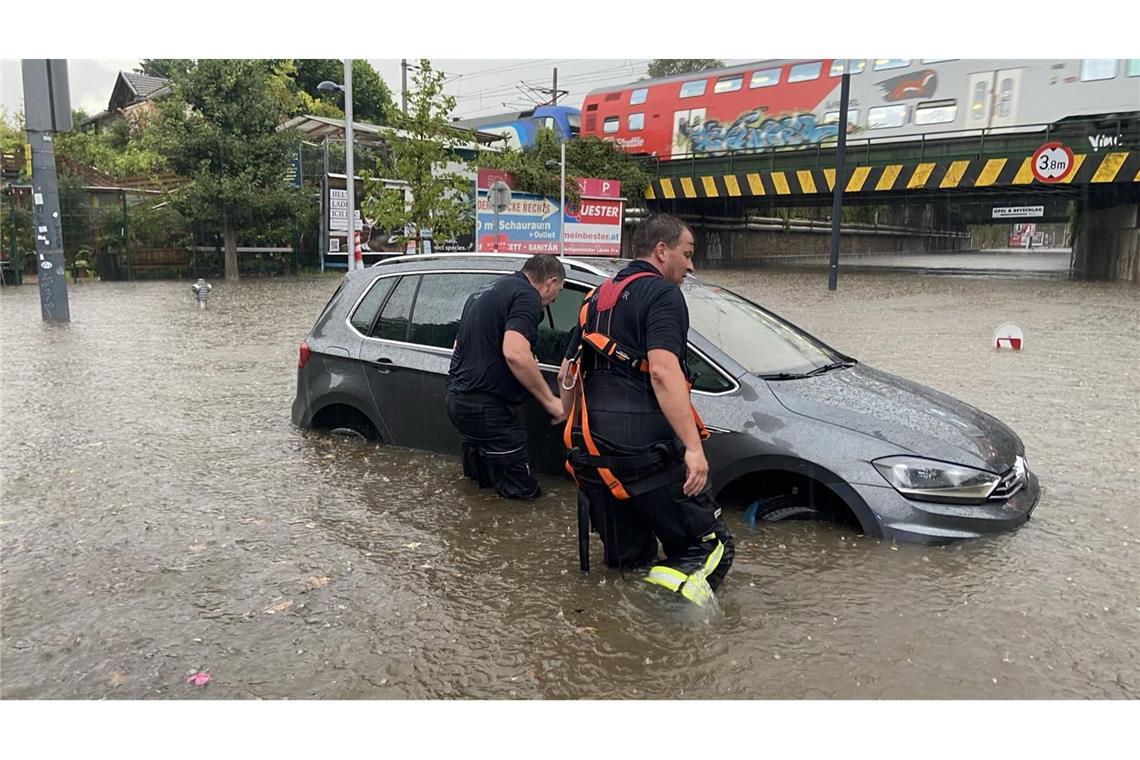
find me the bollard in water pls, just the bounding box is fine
[191,278,212,309]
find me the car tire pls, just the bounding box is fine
[328,426,370,441]
[749,494,826,523]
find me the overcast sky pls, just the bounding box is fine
[1,59,677,123]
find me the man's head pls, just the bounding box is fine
[521,254,566,306]
[633,213,695,285]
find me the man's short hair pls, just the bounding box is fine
[521,253,566,283]
[632,213,691,259]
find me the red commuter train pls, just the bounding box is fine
[580,58,1140,160]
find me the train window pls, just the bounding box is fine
[628,113,645,131]
[567,112,580,136]
[970,81,987,121]
[921,59,957,64]
[680,80,707,98]
[997,78,1014,117]
[788,62,823,83]
[915,100,958,125]
[630,88,648,105]
[749,68,781,88]
[873,59,910,71]
[1080,60,1118,81]
[822,109,859,126]
[1128,60,1140,77]
[868,104,908,129]
[828,60,866,76]
[714,75,743,94]
[603,117,619,134]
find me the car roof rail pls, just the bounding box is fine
[372,252,615,278]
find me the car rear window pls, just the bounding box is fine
[374,275,419,341]
[350,276,396,334]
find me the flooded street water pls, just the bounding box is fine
[2,267,1137,699]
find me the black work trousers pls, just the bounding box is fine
[580,472,734,592]
[446,391,541,501]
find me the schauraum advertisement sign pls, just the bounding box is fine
[474,169,625,256]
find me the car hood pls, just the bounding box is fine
[766,363,1022,473]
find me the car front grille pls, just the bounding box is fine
[989,457,1026,501]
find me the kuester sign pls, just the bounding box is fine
[475,169,624,256]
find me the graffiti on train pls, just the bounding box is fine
[676,110,840,155]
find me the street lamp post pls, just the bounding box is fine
[318,60,359,272]
[545,139,566,257]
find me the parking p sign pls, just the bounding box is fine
[1031,142,1075,183]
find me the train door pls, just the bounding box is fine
[966,72,994,127]
[672,108,706,157]
[990,68,1023,128]
[966,69,1024,129]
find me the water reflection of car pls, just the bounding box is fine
[291,254,1040,545]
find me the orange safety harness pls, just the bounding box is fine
[562,271,709,501]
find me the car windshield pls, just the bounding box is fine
[684,280,843,376]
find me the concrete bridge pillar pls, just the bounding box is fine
[1071,188,1140,282]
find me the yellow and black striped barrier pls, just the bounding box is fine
[645,151,1139,201]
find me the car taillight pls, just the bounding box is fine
[298,341,312,369]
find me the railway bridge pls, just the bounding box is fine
[638,119,1140,281]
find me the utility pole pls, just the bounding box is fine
[401,59,408,115]
[827,60,852,292]
[21,59,72,321]
[344,59,360,272]
[552,67,558,105]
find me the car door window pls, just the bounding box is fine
[372,275,419,341]
[350,276,396,334]
[687,348,735,393]
[408,272,499,348]
[535,285,586,366]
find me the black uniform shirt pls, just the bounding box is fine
[563,259,689,444]
[448,271,542,404]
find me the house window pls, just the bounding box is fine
[679,80,707,98]
[914,100,958,125]
[822,109,859,126]
[1081,60,1118,81]
[749,68,781,88]
[602,116,619,134]
[873,59,910,71]
[868,104,908,129]
[828,60,866,76]
[788,61,822,83]
[714,75,743,94]
[628,113,644,131]
[629,88,648,105]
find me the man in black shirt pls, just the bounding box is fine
[560,214,733,607]
[447,254,567,500]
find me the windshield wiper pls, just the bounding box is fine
[804,360,856,377]
[759,371,810,380]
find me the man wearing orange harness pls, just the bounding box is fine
[559,214,734,607]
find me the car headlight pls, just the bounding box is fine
[872,456,1000,504]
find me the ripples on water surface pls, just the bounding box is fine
[1,270,1136,699]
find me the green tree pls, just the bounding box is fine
[361,59,472,254]
[150,59,305,280]
[136,59,193,80]
[477,129,649,210]
[646,59,725,79]
[292,60,394,124]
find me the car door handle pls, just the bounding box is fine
[369,357,395,374]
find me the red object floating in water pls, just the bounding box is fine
[186,671,212,686]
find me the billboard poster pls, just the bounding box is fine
[323,173,474,267]
[474,169,624,257]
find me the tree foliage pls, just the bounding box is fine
[149,59,306,279]
[136,59,194,80]
[292,60,394,124]
[477,129,649,210]
[646,59,726,79]
[361,59,472,254]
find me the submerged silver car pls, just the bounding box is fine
[292,254,1040,545]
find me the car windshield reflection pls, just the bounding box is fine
[684,281,843,376]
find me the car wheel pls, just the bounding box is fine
[747,494,826,523]
[328,425,370,441]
